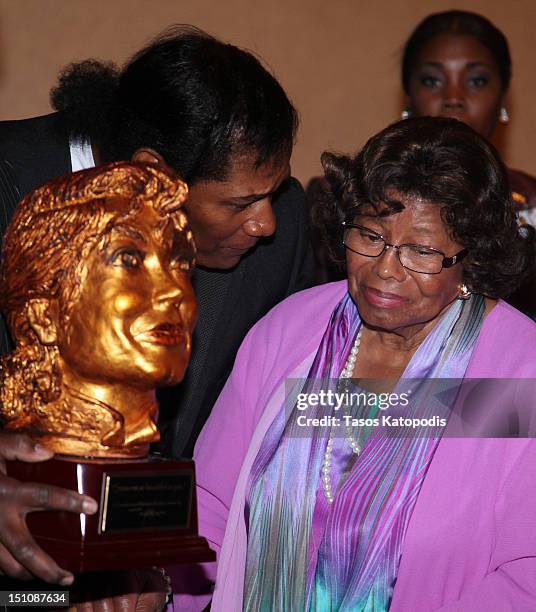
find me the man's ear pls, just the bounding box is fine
[26,299,59,346]
[132,148,177,177]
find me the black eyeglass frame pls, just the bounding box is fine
[341,222,468,275]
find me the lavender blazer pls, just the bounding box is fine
[171,281,536,611]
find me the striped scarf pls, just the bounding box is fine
[243,292,484,611]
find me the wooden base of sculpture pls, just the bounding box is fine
[6,455,215,572]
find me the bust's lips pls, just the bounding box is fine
[135,323,185,346]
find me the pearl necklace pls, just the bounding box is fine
[321,329,362,504]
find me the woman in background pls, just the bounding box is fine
[402,9,536,223]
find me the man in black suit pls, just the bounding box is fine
[0,26,314,585]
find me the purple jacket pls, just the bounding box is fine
[172,281,536,611]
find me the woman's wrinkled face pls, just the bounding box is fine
[407,33,504,138]
[56,203,197,390]
[346,194,465,337]
[184,152,291,269]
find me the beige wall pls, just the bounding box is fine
[0,0,535,185]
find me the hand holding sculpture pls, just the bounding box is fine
[0,161,197,459]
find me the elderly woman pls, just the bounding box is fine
[175,117,536,611]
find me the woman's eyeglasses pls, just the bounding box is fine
[342,222,468,274]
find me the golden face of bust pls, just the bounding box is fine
[56,201,196,392]
[0,162,197,458]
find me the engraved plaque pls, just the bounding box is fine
[100,470,193,533]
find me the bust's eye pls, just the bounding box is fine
[111,248,144,269]
[170,257,193,272]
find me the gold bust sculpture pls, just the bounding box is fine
[0,161,197,459]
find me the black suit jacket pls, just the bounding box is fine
[0,159,20,355]
[0,113,316,456]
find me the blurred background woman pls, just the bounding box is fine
[402,9,536,224]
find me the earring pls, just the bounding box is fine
[458,283,471,300]
[499,107,510,124]
[401,108,411,120]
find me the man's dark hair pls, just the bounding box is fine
[51,25,298,183]
[316,116,536,298]
[401,10,512,93]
